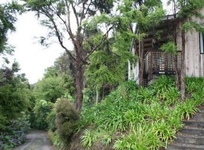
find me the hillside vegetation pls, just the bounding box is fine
[65,76,204,150]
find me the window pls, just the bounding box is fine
[199,33,204,54]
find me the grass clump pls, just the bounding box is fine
[76,76,204,150]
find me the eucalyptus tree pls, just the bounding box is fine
[22,0,114,111]
[167,0,204,99]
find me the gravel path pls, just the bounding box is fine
[13,130,54,150]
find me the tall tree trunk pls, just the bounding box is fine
[180,30,186,100]
[139,40,144,86]
[74,59,84,111]
[174,21,180,89]
[172,1,180,90]
[174,55,180,89]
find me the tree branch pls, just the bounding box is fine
[41,8,76,62]
[71,2,80,27]
[85,25,113,61]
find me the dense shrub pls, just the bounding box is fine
[46,106,57,132]
[32,100,53,129]
[55,98,79,146]
[0,110,8,131]
[0,79,31,130]
[34,76,67,103]
[0,114,31,149]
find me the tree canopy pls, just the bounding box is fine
[0,1,22,54]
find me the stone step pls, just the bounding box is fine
[198,109,204,114]
[183,120,204,128]
[166,106,204,150]
[198,106,204,112]
[174,134,204,145]
[191,113,204,122]
[180,126,204,136]
[167,143,204,150]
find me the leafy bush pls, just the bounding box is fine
[32,100,53,129]
[0,114,31,149]
[0,110,8,131]
[55,98,79,146]
[46,106,57,132]
[0,77,31,130]
[34,76,67,103]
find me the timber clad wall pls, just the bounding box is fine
[185,31,204,77]
[184,8,204,77]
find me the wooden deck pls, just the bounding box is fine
[144,50,181,80]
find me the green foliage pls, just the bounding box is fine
[0,83,30,119]
[46,106,57,132]
[117,0,164,32]
[176,99,198,120]
[0,61,31,148]
[0,114,31,149]
[114,124,162,150]
[160,41,177,54]
[32,100,53,129]
[87,50,129,86]
[31,52,74,129]
[48,130,66,150]
[0,62,31,131]
[55,98,79,145]
[0,1,20,54]
[0,112,8,131]
[34,76,67,103]
[86,37,137,103]
[77,76,204,149]
[167,0,204,33]
[37,98,80,150]
[149,76,180,105]
[91,0,114,14]
[177,0,204,19]
[81,129,97,148]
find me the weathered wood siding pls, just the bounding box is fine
[185,30,204,77]
[177,8,204,77]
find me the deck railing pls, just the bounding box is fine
[144,50,181,80]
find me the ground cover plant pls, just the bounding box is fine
[73,76,204,150]
[0,114,31,150]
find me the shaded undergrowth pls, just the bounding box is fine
[75,76,204,150]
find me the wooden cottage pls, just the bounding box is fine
[129,8,204,85]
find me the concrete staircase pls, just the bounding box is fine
[167,106,204,150]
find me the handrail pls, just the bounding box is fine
[144,50,181,80]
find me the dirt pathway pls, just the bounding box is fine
[13,130,54,150]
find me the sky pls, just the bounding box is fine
[7,12,64,84]
[0,0,171,84]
